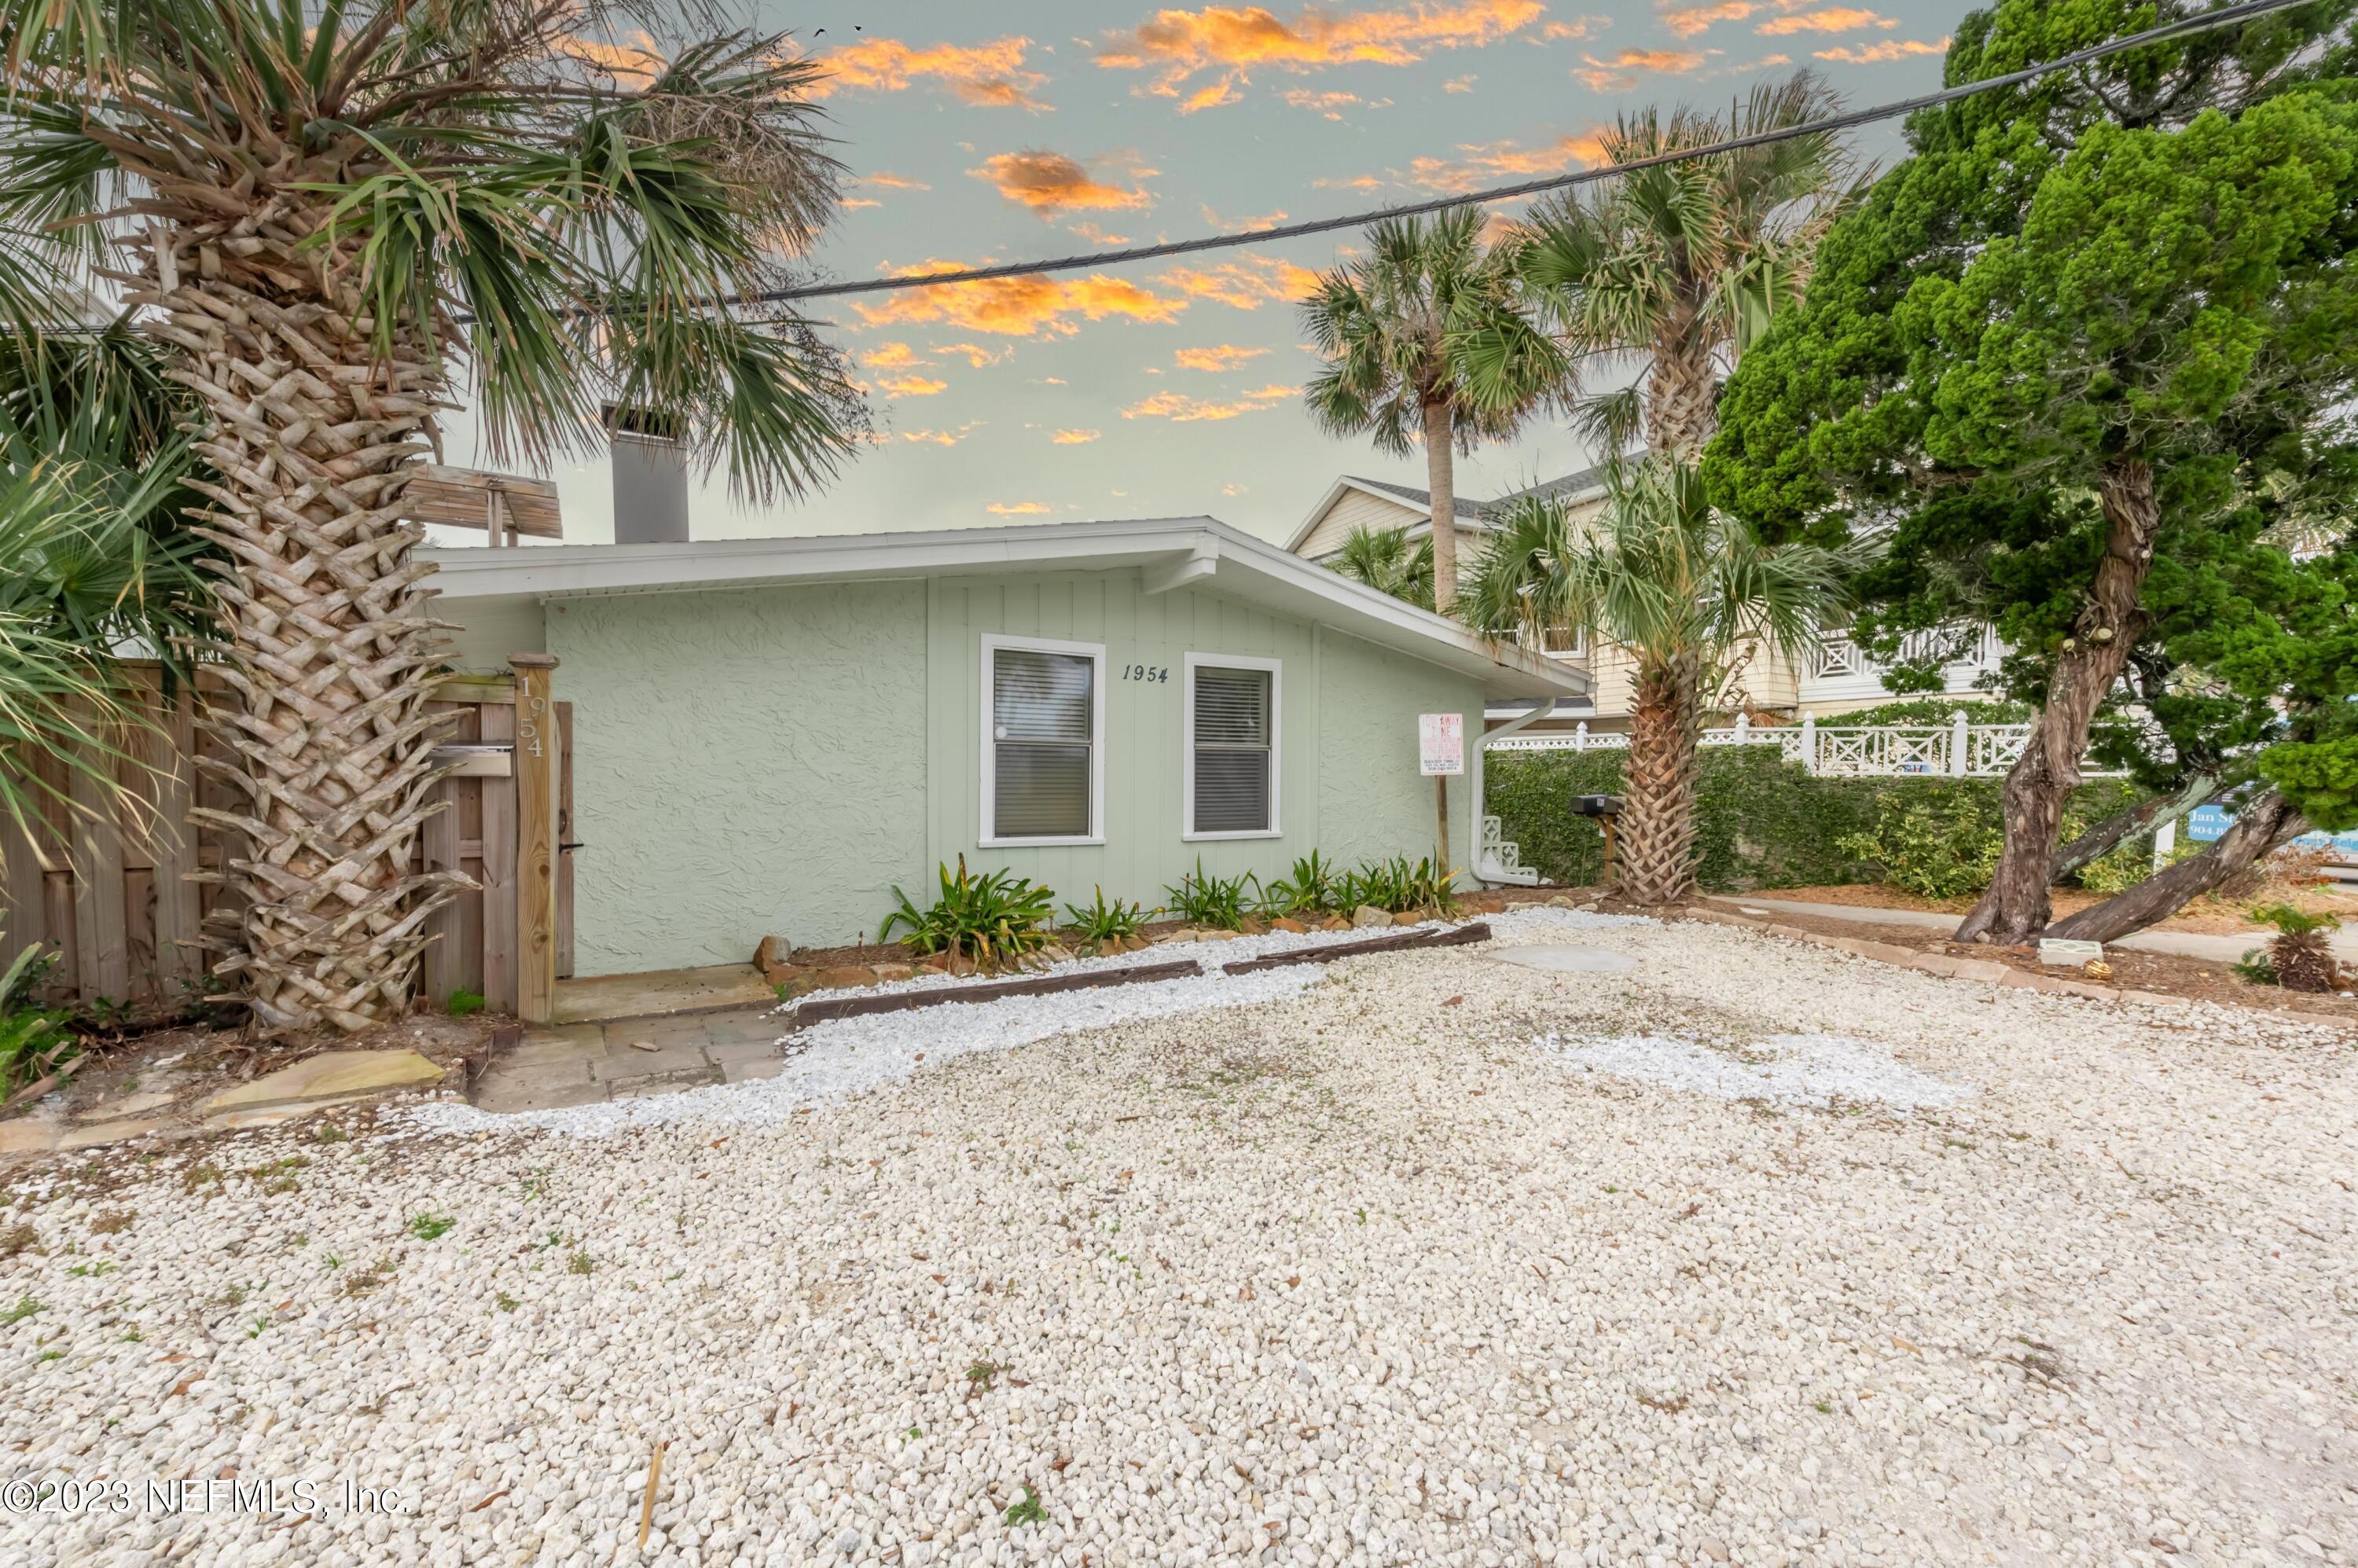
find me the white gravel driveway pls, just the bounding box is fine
[3,914,2352,1568]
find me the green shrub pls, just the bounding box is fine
[445,987,486,1018]
[1061,887,1146,945]
[881,857,1056,966]
[1262,851,1340,918]
[1341,855,1454,914]
[1485,746,2145,894]
[1163,859,1257,930]
[1835,697,2033,727]
[0,944,76,1096]
[1835,787,2004,900]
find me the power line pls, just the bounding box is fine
[759,0,2320,307]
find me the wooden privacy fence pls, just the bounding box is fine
[1,657,569,1023]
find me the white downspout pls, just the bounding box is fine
[1470,696,1557,886]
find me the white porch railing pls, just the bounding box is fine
[1485,711,2103,778]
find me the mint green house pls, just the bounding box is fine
[426,519,1588,978]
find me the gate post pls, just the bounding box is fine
[511,654,560,1026]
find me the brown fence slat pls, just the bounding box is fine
[68,711,130,1001]
[479,701,517,1013]
[421,766,462,1008]
[555,700,574,980]
[1218,921,1493,974]
[2,791,51,956]
[147,681,204,993]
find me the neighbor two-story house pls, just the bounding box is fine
[1287,467,2005,733]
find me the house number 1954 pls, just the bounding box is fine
[1121,664,1170,682]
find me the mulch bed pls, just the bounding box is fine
[1740,905,2356,1021]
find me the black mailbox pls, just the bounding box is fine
[1571,794,1623,818]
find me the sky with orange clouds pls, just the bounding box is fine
[450,2,1967,546]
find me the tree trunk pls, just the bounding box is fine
[1617,650,1702,906]
[2052,771,2222,879]
[1647,340,1719,460]
[139,212,471,1036]
[1955,458,2162,944]
[2045,789,2308,943]
[1423,399,1458,612]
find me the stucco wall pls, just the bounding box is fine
[439,594,545,675]
[528,567,1489,975]
[543,584,929,975]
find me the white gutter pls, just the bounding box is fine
[1469,697,1556,887]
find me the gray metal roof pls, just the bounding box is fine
[1342,461,1617,526]
[1342,476,1487,520]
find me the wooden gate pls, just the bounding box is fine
[2,659,569,1021]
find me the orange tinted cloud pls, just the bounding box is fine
[875,373,949,397]
[1663,2,1755,35]
[1442,73,1478,91]
[900,428,966,446]
[854,264,1190,337]
[863,172,933,191]
[1157,255,1323,309]
[1175,344,1271,371]
[811,35,1049,110]
[1541,14,1611,39]
[1280,88,1386,118]
[1097,0,1545,104]
[561,31,663,86]
[972,151,1156,212]
[1407,130,1608,191]
[1050,428,1102,444]
[1121,387,1293,421]
[1574,46,1705,87]
[987,501,1054,515]
[861,342,928,369]
[931,342,1012,368]
[1757,7,1895,35]
[1815,35,1945,61]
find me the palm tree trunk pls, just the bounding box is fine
[1423,399,1458,612]
[142,216,470,1035]
[1956,458,2162,946]
[2046,789,2307,943]
[1618,650,1702,905]
[1647,343,1719,460]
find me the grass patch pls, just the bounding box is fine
[406,1213,454,1242]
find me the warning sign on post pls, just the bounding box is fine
[1418,713,1464,776]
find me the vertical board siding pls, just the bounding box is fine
[2,664,531,1012]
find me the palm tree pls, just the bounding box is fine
[1493,73,1856,457]
[1330,524,1436,611]
[0,321,214,847]
[1,2,866,1036]
[1462,459,1854,905]
[1301,207,1564,610]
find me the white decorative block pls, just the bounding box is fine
[2037,938,2103,967]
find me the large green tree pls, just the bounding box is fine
[1301,207,1563,611]
[1,0,865,1034]
[1708,2,2358,943]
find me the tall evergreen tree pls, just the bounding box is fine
[1708,2,2358,943]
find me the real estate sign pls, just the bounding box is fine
[1419,713,1464,777]
[2187,803,2358,859]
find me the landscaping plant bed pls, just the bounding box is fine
[784,957,1207,1025]
[1734,905,2356,1019]
[1218,920,1493,973]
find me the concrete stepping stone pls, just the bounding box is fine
[204,1049,448,1115]
[1487,945,1640,975]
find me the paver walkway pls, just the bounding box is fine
[1708,894,2358,964]
[472,1007,784,1113]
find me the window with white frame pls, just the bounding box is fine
[982,636,1104,844]
[1185,655,1280,839]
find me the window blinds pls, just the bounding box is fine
[1192,666,1272,832]
[992,648,1094,838]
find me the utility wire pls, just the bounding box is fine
[759,0,2320,307]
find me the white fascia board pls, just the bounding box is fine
[424,515,1587,700]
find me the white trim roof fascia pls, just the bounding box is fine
[425,516,1588,700]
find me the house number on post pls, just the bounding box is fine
[1121,664,1170,682]
[519,694,546,756]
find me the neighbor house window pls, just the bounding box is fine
[982,636,1104,844]
[1185,654,1280,839]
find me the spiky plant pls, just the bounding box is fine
[1491,72,1857,459]
[2250,902,2341,993]
[1329,523,1436,611]
[1462,457,1855,905]
[1300,207,1565,611]
[1,1,865,1034]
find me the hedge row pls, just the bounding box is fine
[1484,746,2146,891]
